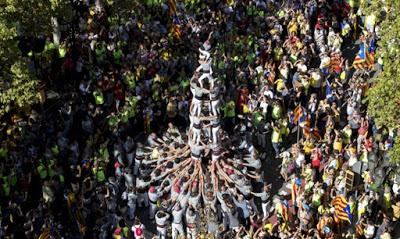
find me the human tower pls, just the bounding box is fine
[147,44,263,217]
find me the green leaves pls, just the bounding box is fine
[0,60,39,114]
[365,1,400,163]
[0,0,73,116]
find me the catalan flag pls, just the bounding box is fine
[172,24,181,40]
[331,195,352,223]
[300,115,311,137]
[276,200,289,222]
[353,42,374,70]
[317,216,332,236]
[291,177,301,206]
[38,228,50,239]
[171,14,182,40]
[293,105,304,124]
[311,127,322,141]
[167,0,177,16]
[356,222,364,237]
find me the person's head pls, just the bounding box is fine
[238,194,244,202]
[134,217,141,226]
[188,208,194,216]
[367,218,374,225]
[157,210,165,218]
[220,184,226,192]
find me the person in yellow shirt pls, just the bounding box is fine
[342,124,353,145]
[333,130,343,153]
[392,201,400,222]
[287,19,298,36]
[303,136,314,156]
[271,122,283,155]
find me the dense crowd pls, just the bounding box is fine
[0,0,399,239]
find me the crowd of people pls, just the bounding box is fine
[0,0,399,238]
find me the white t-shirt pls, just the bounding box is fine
[263,90,274,99]
[260,101,268,114]
[349,156,357,167]
[131,224,145,238]
[296,153,305,168]
[365,224,375,238]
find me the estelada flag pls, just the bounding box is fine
[300,115,311,137]
[353,42,374,70]
[293,105,304,124]
[331,195,352,223]
[331,195,348,209]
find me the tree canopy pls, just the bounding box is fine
[365,1,400,163]
[0,0,72,115]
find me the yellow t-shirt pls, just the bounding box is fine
[303,142,314,155]
[392,204,400,221]
[288,22,298,35]
[334,140,342,152]
[151,148,160,160]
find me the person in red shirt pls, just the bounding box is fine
[114,80,125,111]
[357,117,369,153]
[311,148,322,180]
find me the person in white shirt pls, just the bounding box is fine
[259,96,269,117]
[122,187,137,220]
[147,133,163,147]
[123,168,134,189]
[134,143,144,176]
[233,194,250,224]
[188,190,201,210]
[199,47,210,61]
[190,82,209,117]
[296,149,306,171]
[131,218,145,239]
[365,219,376,239]
[252,183,272,219]
[136,178,149,208]
[189,123,202,145]
[185,206,199,239]
[189,114,201,130]
[198,72,213,88]
[171,203,185,239]
[211,118,222,146]
[210,96,221,116]
[155,210,169,239]
[148,186,163,220]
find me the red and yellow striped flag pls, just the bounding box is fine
[311,127,322,141]
[38,228,50,239]
[167,0,177,16]
[172,24,181,40]
[356,222,364,237]
[331,195,351,223]
[293,105,304,124]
